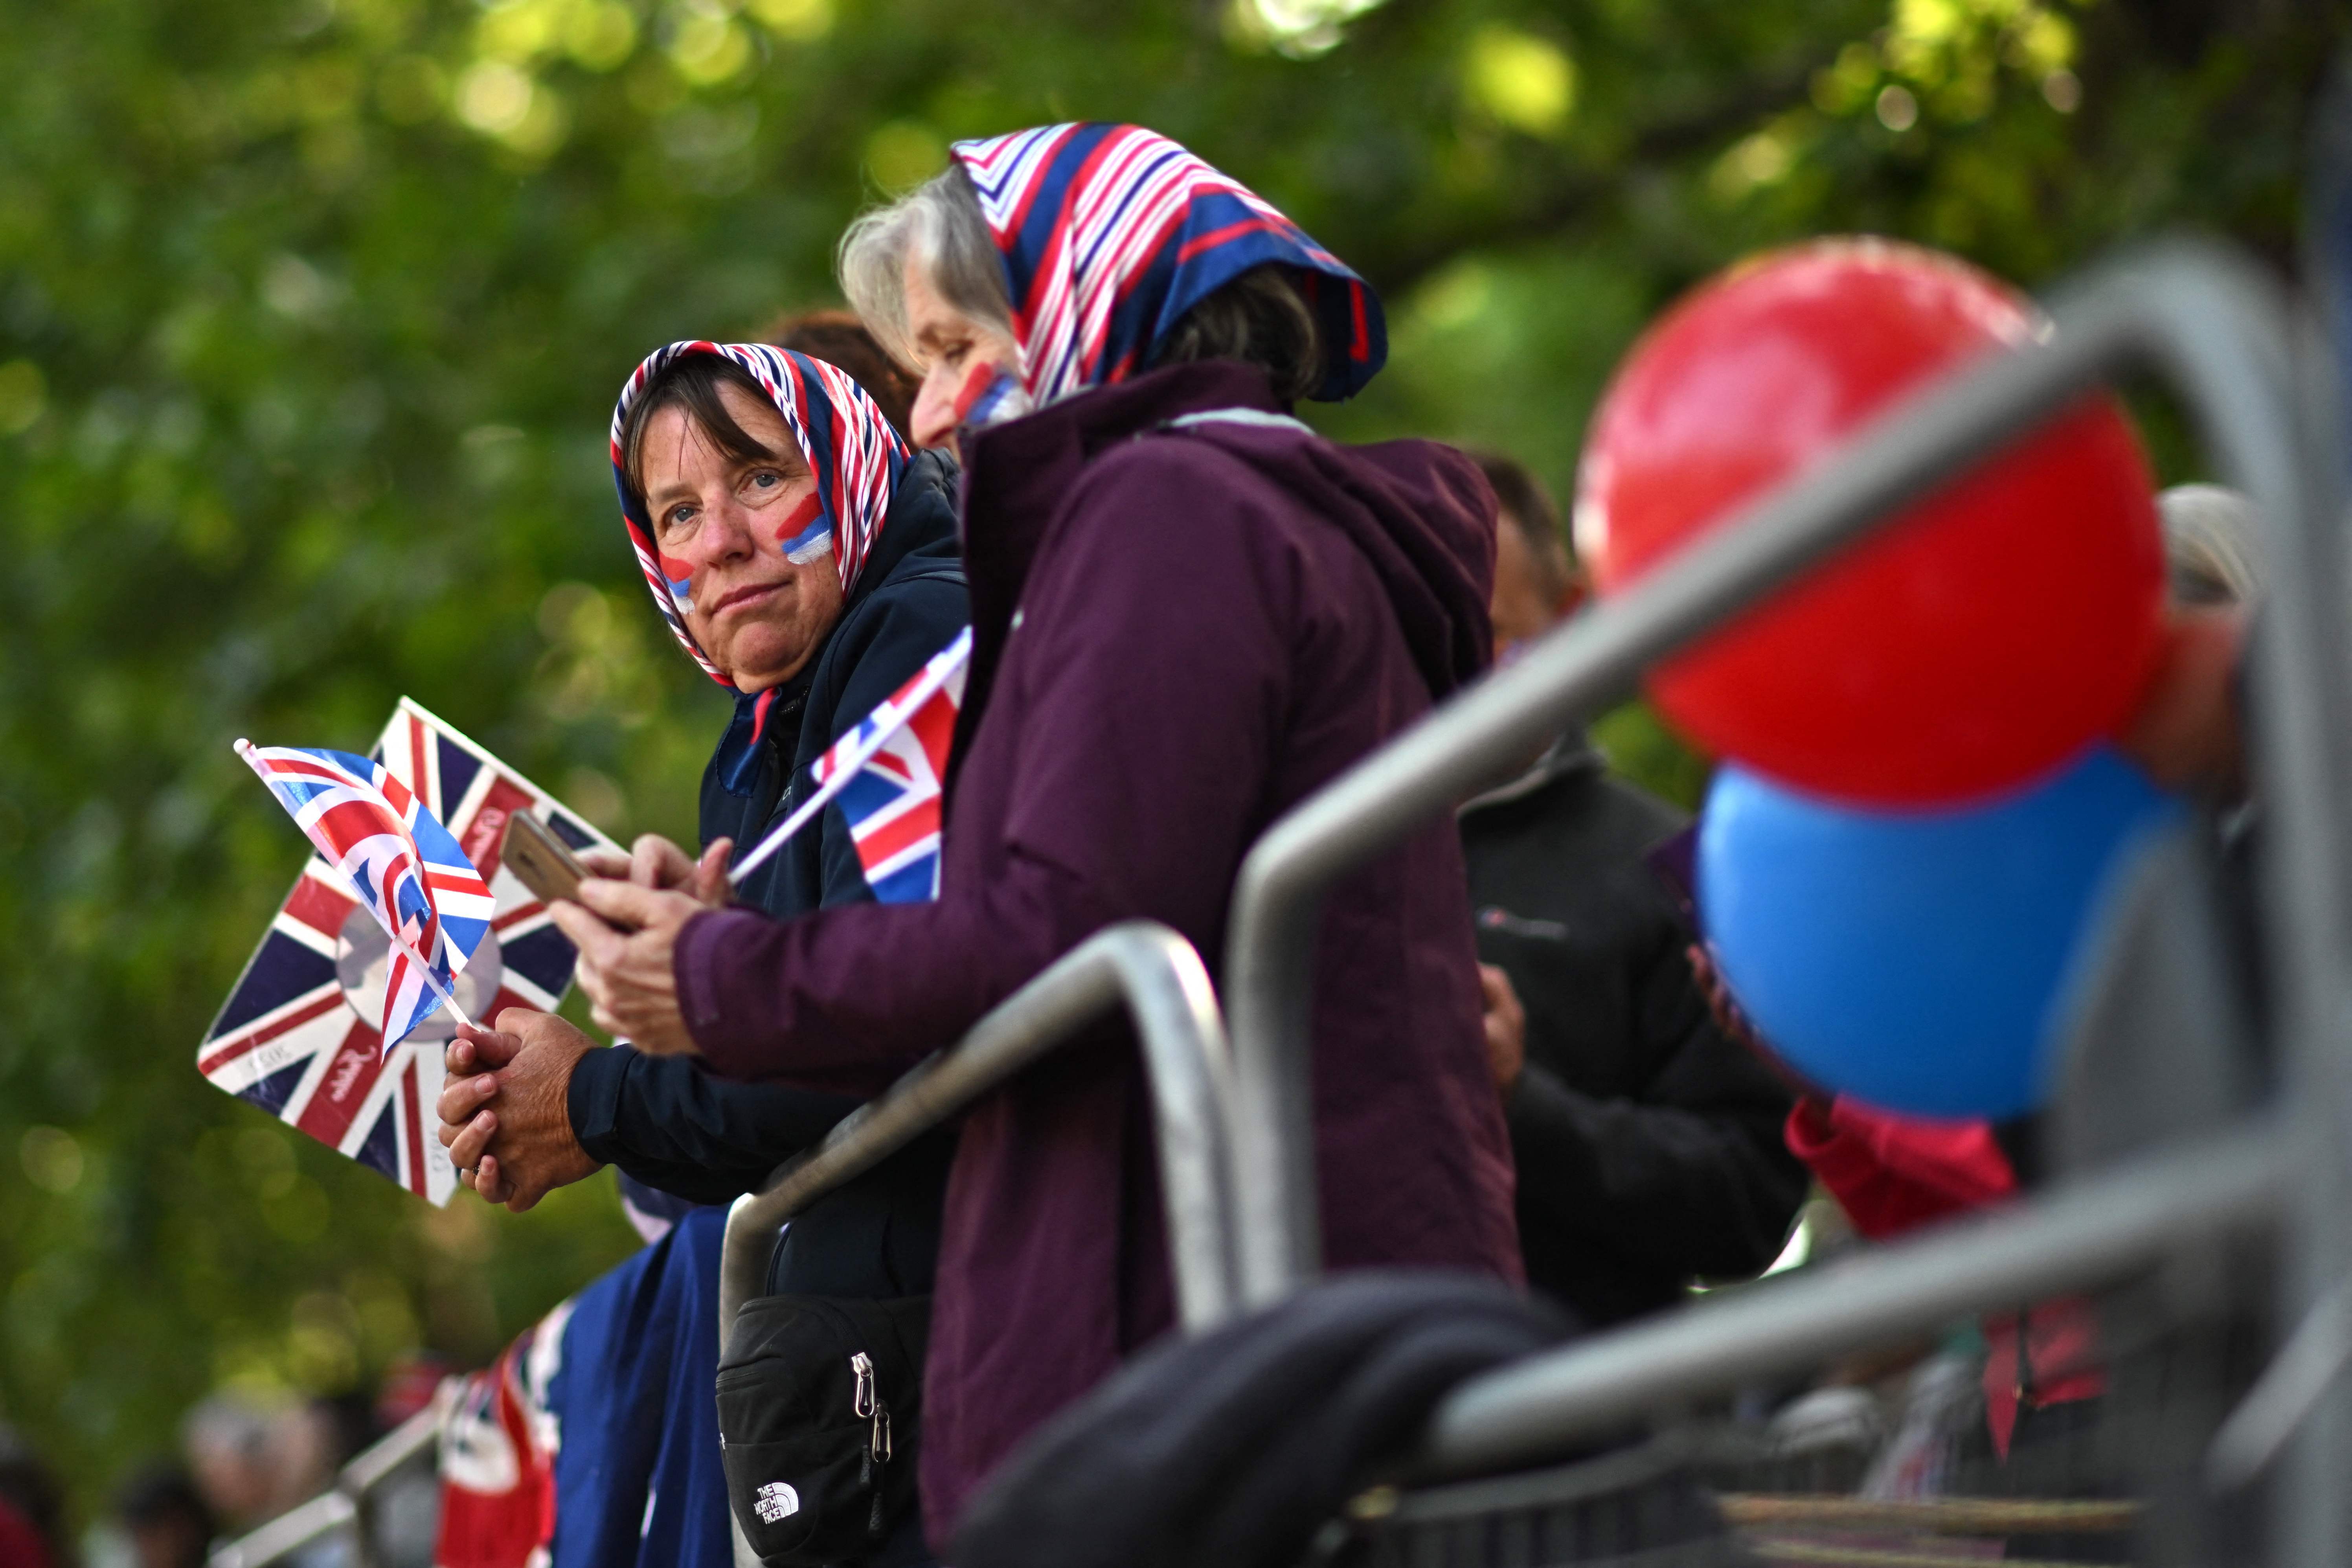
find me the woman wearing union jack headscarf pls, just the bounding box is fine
[557,125,1521,1546]
[438,330,966,1568]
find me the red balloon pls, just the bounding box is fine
[1575,239,2166,805]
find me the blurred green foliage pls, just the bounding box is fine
[0,0,2337,1524]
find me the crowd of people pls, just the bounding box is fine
[55,118,2249,1568]
[0,1355,448,1568]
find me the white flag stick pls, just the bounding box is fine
[726,632,970,888]
[233,739,476,1034]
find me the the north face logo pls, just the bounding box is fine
[755,1481,801,1523]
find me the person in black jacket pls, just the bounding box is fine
[441,327,963,1267]
[436,330,967,1566]
[1464,450,1808,1329]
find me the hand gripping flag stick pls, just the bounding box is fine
[725,627,973,888]
[233,739,481,1039]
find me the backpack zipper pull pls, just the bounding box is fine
[851,1352,876,1419]
[866,1406,893,1538]
[850,1350,893,1539]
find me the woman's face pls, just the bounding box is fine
[902,249,1023,451]
[639,382,847,693]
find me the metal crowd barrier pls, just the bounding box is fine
[1221,239,2352,1567]
[717,919,1245,1346]
[207,1398,441,1568]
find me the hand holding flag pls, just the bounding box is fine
[234,741,496,1052]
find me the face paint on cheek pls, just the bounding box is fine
[951,360,1032,431]
[774,490,832,564]
[658,552,696,605]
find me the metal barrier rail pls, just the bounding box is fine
[1419,1124,2285,1478]
[717,919,1242,1345]
[1221,237,2352,1565]
[208,1398,440,1568]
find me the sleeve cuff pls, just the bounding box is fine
[566,1042,632,1164]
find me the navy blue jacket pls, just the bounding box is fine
[568,450,967,1297]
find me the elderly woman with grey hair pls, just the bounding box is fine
[555,125,1522,1543]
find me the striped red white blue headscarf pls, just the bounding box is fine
[610,342,910,686]
[949,123,1386,414]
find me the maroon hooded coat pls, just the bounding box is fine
[675,360,1523,1536]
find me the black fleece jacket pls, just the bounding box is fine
[1461,734,1809,1328]
[567,449,967,1297]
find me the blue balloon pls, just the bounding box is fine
[1697,745,2184,1118]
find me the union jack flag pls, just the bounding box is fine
[729,629,971,903]
[235,742,494,1051]
[201,700,620,1204]
[810,628,970,903]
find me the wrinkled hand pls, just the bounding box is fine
[1478,963,1525,1094]
[549,880,707,1057]
[581,835,734,907]
[438,1011,602,1211]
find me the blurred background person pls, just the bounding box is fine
[182,1396,342,1562]
[754,308,919,437]
[110,1467,212,1568]
[1460,450,1808,1328]
[180,1397,279,1539]
[0,1428,66,1568]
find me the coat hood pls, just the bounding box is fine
[1273,429,1498,703]
[1146,367,1496,703]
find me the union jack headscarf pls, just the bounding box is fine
[949,123,1387,415]
[610,342,911,686]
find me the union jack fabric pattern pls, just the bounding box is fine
[804,627,971,903]
[201,700,621,1205]
[235,742,494,1052]
[610,342,910,684]
[949,123,1387,414]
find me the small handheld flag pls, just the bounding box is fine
[204,700,622,1206]
[728,627,971,900]
[235,742,495,1051]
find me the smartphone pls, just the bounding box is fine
[502,810,587,905]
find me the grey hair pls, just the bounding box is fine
[2157,483,2264,607]
[836,162,1012,368]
